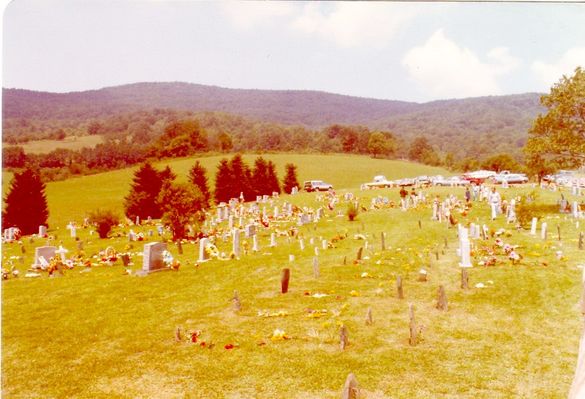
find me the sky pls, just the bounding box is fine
[2,0,585,103]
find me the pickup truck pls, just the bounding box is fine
[363,175,394,189]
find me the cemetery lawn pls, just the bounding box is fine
[2,154,584,398]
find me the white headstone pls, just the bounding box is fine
[38,225,47,237]
[299,239,305,251]
[322,240,328,250]
[270,232,277,247]
[574,202,580,218]
[198,238,209,262]
[232,230,241,257]
[459,239,472,268]
[252,234,259,252]
[228,215,234,230]
[35,246,56,266]
[541,222,548,240]
[55,246,69,262]
[530,217,538,235]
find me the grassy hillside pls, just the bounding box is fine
[2,169,583,397]
[4,135,104,154]
[38,154,448,227]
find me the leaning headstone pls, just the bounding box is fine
[436,285,448,311]
[340,325,349,350]
[34,246,56,267]
[281,268,290,294]
[198,238,210,262]
[341,373,360,399]
[356,247,363,261]
[141,242,168,274]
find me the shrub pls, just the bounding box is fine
[516,193,558,228]
[89,209,120,239]
[347,202,359,221]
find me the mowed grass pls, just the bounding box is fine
[4,135,104,154]
[36,153,448,226]
[2,154,585,398]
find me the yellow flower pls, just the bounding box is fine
[350,290,360,297]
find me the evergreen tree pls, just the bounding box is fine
[159,183,206,241]
[252,157,269,197]
[229,154,250,201]
[214,158,232,204]
[282,163,300,194]
[124,162,170,220]
[189,160,211,208]
[266,160,281,194]
[2,168,49,235]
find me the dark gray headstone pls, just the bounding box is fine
[141,242,168,273]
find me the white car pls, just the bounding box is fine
[492,173,528,184]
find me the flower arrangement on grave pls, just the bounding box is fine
[162,250,180,270]
[47,257,64,276]
[271,328,290,341]
[205,243,219,258]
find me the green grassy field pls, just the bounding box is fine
[2,154,585,398]
[4,135,104,154]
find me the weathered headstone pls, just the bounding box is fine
[281,268,290,294]
[461,268,469,289]
[141,242,168,274]
[541,222,548,240]
[232,290,241,312]
[436,285,448,311]
[557,225,562,241]
[38,225,47,237]
[341,373,360,399]
[365,307,373,326]
[579,232,584,250]
[245,224,256,238]
[312,257,320,278]
[380,232,386,251]
[397,276,404,299]
[356,247,363,261]
[418,269,428,282]
[340,325,349,350]
[408,304,418,346]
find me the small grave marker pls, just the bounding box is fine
[408,304,418,346]
[365,308,373,326]
[436,285,448,311]
[380,232,386,251]
[175,326,182,342]
[341,373,360,399]
[579,232,584,250]
[340,325,349,350]
[281,268,290,294]
[232,290,241,312]
[312,257,320,278]
[356,247,363,261]
[397,276,404,299]
[461,268,469,289]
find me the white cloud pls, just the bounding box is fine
[291,3,419,48]
[402,30,521,99]
[532,47,585,88]
[220,1,294,30]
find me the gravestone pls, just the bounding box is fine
[580,232,584,250]
[245,224,256,238]
[34,246,56,267]
[69,225,77,238]
[541,222,548,240]
[574,202,580,218]
[461,268,469,289]
[436,285,448,311]
[408,304,418,346]
[356,247,363,261]
[340,325,349,350]
[232,290,241,312]
[228,215,234,230]
[55,246,69,262]
[281,268,290,294]
[397,276,404,299]
[270,233,277,247]
[141,242,168,274]
[312,257,320,278]
[38,225,47,237]
[299,239,305,251]
[322,239,328,250]
[232,230,241,258]
[198,238,210,262]
[365,308,373,326]
[121,253,131,266]
[341,373,360,399]
[530,217,538,235]
[459,238,473,268]
[252,235,259,252]
[381,232,386,251]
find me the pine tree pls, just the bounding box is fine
[124,162,171,220]
[282,163,300,194]
[229,154,251,201]
[266,161,281,194]
[252,157,269,197]
[2,168,49,235]
[214,158,232,204]
[189,161,211,208]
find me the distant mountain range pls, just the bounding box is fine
[2,82,545,157]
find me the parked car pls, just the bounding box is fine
[492,173,528,184]
[415,175,432,186]
[395,178,415,187]
[303,180,333,192]
[434,176,470,186]
[363,175,394,189]
[462,170,497,184]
